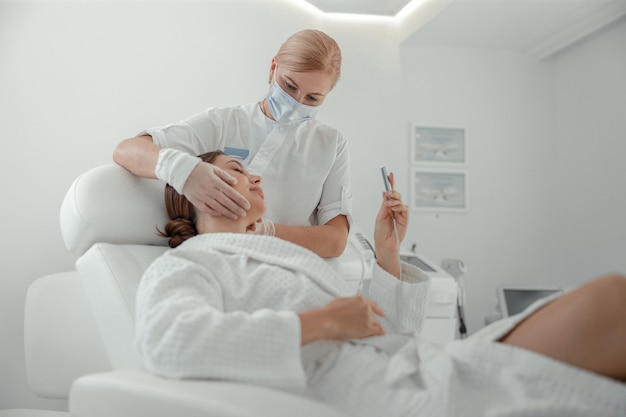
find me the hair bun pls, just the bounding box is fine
[161,217,198,248]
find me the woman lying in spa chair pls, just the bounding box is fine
[135,150,626,417]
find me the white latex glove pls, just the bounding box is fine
[155,148,250,219]
[247,218,276,236]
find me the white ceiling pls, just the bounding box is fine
[302,0,626,59]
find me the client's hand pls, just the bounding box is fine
[298,296,385,345]
[183,162,251,220]
[373,171,409,278]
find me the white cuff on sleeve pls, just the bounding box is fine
[155,148,201,194]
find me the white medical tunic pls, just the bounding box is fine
[143,103,352,226]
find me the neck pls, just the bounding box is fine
[196,215,253,235]
[259,98,274,120]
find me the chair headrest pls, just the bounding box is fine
[60,164,169,257]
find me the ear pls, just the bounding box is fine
[269,58,277,82]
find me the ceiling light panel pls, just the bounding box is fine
[303,0,412,16]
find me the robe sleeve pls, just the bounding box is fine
[365,262,431,334]
[135,252,307,391]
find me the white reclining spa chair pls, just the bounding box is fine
[60,164,349,417]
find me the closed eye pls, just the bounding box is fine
[226,159,246,174]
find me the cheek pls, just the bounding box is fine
[247,198,266,220]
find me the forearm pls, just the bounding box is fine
[112,135,160,178]
[274,215,349,258]
[375,248,401,279]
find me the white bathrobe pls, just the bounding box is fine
[135,234,626,417]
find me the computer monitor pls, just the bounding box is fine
[496,285,564,317]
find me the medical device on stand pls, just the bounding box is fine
[484,284,564,325]
[441,258,468,338]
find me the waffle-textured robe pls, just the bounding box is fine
[135,234,626,417]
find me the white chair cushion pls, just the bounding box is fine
[70,371,349,417]
[24,272,111,399]
[76,243,169,370]
[60,164,169,257]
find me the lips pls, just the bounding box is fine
[250,186,264,199]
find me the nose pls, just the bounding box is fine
[250,174,261,184]
[294,93,308,105]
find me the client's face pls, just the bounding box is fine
[213,154,266,222]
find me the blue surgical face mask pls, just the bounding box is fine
[266,80,319,125]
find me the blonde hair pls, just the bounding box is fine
[275,29,342,89]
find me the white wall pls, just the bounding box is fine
[399,45,559,332]
[1,0,624,410]
[553,18,626,282]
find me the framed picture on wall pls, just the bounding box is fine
[411,125,467,166]
[410,168,468,212]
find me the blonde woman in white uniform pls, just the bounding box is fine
[114,29,349,258]
[136,151,626,417]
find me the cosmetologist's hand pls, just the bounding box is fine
[183,162,251,220]
[246,218,276,236]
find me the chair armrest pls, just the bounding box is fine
[24,271,111,399]
[70,371,348,417]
